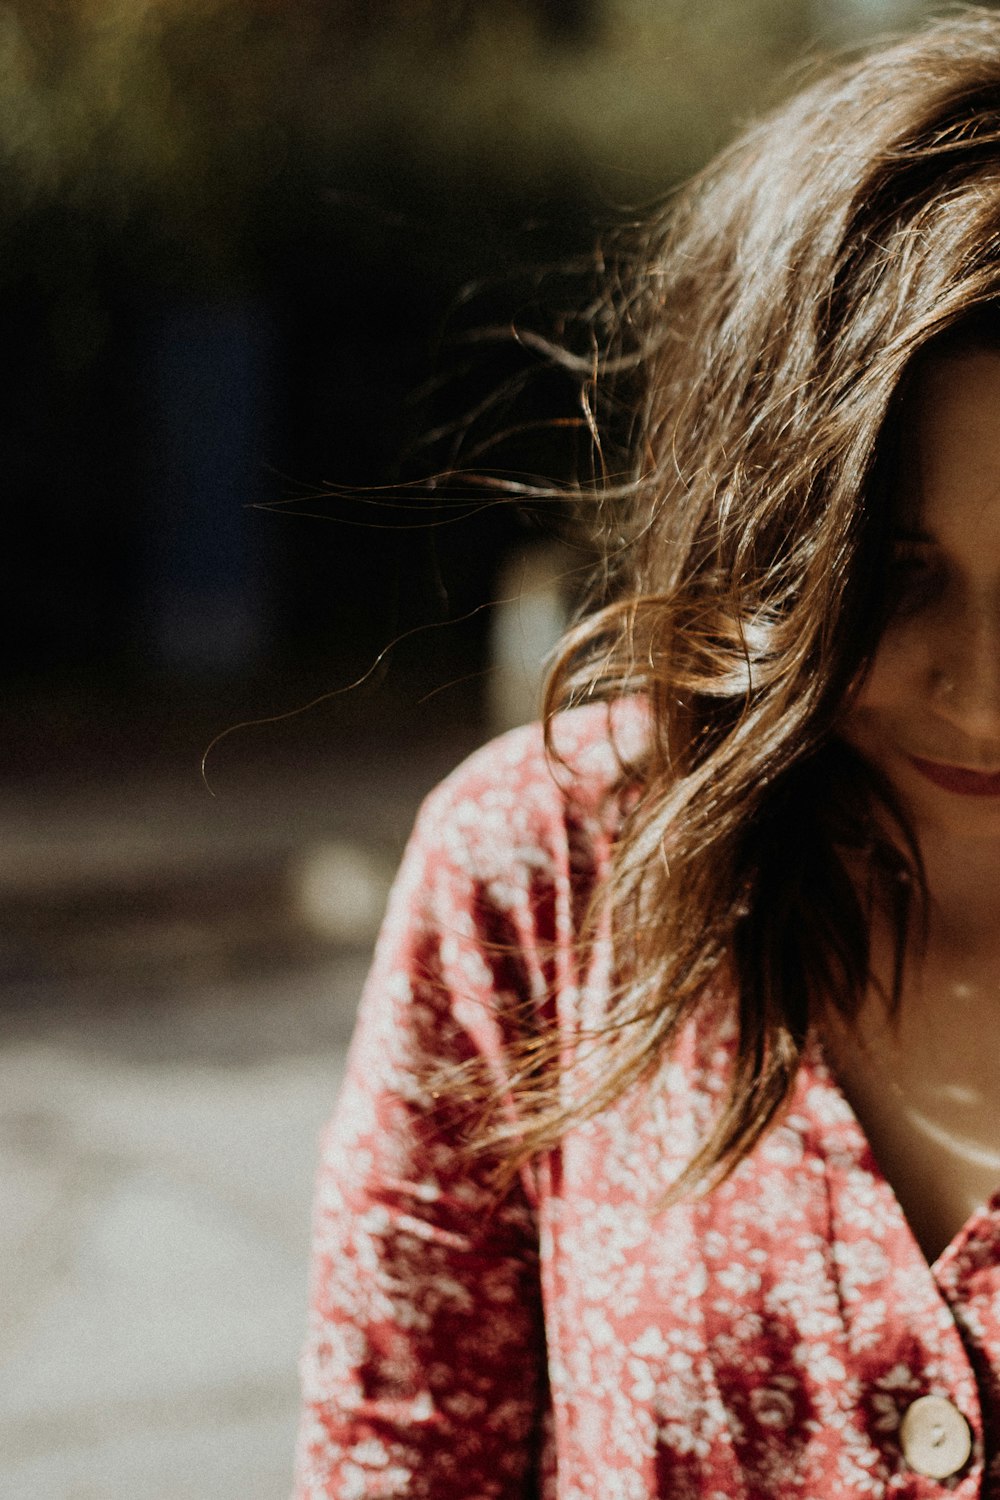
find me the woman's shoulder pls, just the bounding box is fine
[368,700,648,1045]
[356,702,649,1074]
[411,697,649,875]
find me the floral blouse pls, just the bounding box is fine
[294,703,1000,1499]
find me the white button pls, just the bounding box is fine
[899,1394,972,1480]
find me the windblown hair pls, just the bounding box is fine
[466,8,1000,1193]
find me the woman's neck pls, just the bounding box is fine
[822,838,1000,1263]
[917,828,1000,953]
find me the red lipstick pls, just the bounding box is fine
[908,756,1000,796]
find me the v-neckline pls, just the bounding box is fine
[804,1028,1000,1278]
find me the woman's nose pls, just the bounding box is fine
[932,604,1000,741]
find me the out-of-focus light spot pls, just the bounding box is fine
[291,840,392,945]
[488,541,571,734]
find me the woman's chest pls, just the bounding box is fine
[536,1053,1000,1497]
[822,967,1000,1264]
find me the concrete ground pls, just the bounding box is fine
[0,686,486,1500]
[1,964,358,1500]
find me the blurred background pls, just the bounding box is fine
[0,1,975,1495]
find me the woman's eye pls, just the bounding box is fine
[886,546,943,616]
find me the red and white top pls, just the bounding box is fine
[295,704,1000,1499]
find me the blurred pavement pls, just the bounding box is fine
[0,685,485,1500]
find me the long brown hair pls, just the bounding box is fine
[463,9,1000,1192]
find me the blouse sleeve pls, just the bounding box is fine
[293,763,552,1500]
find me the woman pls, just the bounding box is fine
[295,11,1000,1496]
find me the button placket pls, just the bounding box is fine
[805,1037,987,1487]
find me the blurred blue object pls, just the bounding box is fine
[143,300,276,676]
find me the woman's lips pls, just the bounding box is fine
[907,755,1000,796]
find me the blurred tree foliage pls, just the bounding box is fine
[0,0,970,685]
[0,0,975,315]
[0,0,860,286]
